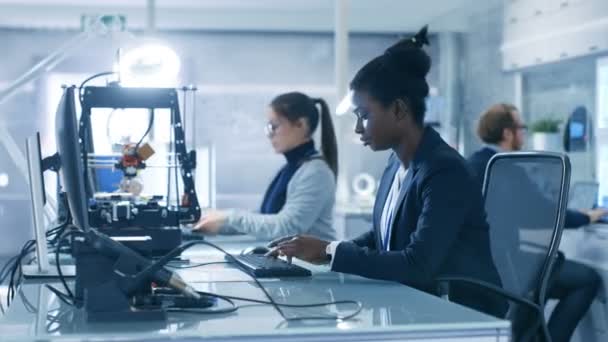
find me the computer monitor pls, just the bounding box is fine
[568,181,599,210]
[55,86,89,232]
[23,131,76,278]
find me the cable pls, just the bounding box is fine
[104,108,118,146]
[0,252,23,312]
[46,219,70,246]
[45,284,75,306]
[18,288,37,314]
[164,240,363,321]
[0,219,69,311]
[196,290,362,321]
[43,228,84,308]
[6,240,35,306]
[125,239,362,320]
[28,235,361,321]
[145,293,239,315]
[54,228,84,303]
[0,255,20,312]
[0,255,21,285]
[165,304,237,315]
[193,242,287,318]
[135,108,155,150]
[78,71,116,105]
[78,72,118,200]
[166,261,228,269]
[7,249,27,306]
[45,307,73,334]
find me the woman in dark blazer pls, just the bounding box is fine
[270,26,507,317]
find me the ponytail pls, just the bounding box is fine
[313,98,338,179]
[271,92,339,178]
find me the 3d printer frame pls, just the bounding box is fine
[78,86,201,228]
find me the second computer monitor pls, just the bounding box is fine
[55,86,89,231]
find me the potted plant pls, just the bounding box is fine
[530,117,562,151]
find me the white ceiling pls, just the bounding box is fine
[0,0,503,33]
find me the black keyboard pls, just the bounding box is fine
[229,254,312,278]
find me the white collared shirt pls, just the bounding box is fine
[327,165,408,266]
[379,166,408,251]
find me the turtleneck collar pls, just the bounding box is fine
[284,140,317,165]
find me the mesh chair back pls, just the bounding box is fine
[483,152,570,304]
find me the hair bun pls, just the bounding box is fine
[382,33,430,79]
[349,26,431,125]
[385,25,430,54]
[383,25,431,79]
[411,25,429,48]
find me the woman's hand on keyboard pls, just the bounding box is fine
[267,235,330,265]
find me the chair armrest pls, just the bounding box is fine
[436,276,541,313]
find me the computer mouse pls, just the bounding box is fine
[241,246,271,255]
[180,227,206,241]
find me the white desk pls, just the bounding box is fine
[558,224,608,341]
[0,235,510,342]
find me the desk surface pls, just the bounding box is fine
[0,235,510,342]
[560,224,608,272]
[557,224,608,342]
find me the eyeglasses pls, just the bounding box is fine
[513,124,528,131]
[265,121,281,137]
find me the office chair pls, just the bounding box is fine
[438,152,571,342]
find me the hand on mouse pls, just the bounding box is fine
[193,210,227,234]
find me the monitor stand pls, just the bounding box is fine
[22,264,76,278]
[22,133,75,278]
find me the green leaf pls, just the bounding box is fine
[530,117,561,133]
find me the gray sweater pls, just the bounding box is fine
[223,158,336,241]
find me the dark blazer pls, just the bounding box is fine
[468,147,590,228]
[332,127,507,317]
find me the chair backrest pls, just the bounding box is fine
[482,152,570,306]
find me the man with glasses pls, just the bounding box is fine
[469,103,606,225]
[468,103,603,342]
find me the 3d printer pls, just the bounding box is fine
[78,85,201,256]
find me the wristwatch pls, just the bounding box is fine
[325,243,333,262]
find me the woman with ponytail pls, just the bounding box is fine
[270,26,507,318]
[194,92,338,241]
